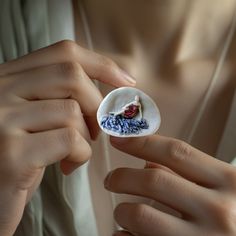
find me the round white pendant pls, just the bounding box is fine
[97,87,161,137]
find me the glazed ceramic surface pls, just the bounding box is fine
[97,87,161,137]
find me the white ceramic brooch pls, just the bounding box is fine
[97,87,161,137]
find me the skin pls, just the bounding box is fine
[0,40,135,236]
[105,135,236,236]
[76,0,236,155]
[73,2,236,234]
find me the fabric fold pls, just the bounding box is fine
[22,0,50,51]
[12,0,28,57]
[0,0,18,60]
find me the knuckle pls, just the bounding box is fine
[63,99,81,122]
[61,128,91,164]
[131,204,150,227]
[79,140,92,163]
[39,101,60,115]
[168,139,191,162]
[80,145,92,164]
[144,169,166,192]
[97,56,118,75]
[62,127,81,147]
[59,61,83,82]
[57,40,78,59]
[114,203,151,231]
[207,197,236,232]
[0,128,22,167]
[98,56,115,68]
[71,142,92,167]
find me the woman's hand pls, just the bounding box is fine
[105,135,236,236]
[0,40,135,236]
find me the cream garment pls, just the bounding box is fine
[77,1,236,235]
[0,1,236,236]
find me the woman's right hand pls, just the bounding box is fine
[0,40,135,236]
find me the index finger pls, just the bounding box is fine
[110,135,229,187]
[0,40,136,87]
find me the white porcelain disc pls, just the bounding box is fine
[97,87,161,137]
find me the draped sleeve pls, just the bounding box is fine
[0,1,98,235]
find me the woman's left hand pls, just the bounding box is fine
[105,135,236,236]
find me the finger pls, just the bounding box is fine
[4,99,90,141]
[4,99,89,137]
[3,63,102,138]
[114,203,195,236]
[105,168,207,215]
[0,40,136,87]
[4,63,102,115]
[145,161,179,176]
[111,135,227,187]
[23,128,92,174]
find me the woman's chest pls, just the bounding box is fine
[75,0,236,156]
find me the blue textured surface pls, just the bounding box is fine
[101,114,149,135]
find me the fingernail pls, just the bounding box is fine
[120,69,136,85]
[104,171,114,188]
